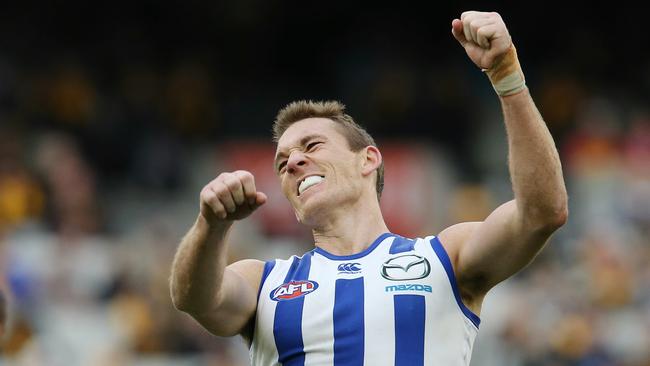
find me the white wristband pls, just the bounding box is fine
[491,70,526,96]
[484,45,527,96]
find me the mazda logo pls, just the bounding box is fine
[381,254,431,281]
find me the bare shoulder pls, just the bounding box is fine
[437,222,486,313]
[437,222,482,266]
[227,259,266,290]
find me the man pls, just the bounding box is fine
[170,11,568,366]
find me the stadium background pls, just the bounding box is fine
[0,1,648,365]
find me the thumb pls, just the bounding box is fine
[253,191,267,208]
[245,191,267,213]
[451,19,467,46]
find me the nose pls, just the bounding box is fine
[286,150,307,174]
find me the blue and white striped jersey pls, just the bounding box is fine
[250,233,480,366]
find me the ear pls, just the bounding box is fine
[360,145,382,177]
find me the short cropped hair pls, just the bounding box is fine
[273,100,384,199]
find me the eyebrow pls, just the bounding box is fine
[274,133,327,169]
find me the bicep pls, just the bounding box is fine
[445,200,554,295]
[190,259,263,337]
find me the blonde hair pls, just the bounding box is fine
[273,100,384,199]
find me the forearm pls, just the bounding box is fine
[501,89,568,229]
[170,214,233,313]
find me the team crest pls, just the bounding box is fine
[270,280,319,301]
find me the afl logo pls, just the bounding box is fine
[270,280,319,301]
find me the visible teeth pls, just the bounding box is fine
[299,176,324,195]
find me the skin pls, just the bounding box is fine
[169,11,568,339]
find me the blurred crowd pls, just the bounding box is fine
[0,2,649,365]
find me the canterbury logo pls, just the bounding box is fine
[381,254,431,281]
[337,263,362,274]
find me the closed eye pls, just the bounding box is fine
[306,141,322,151]
[277,161,287,173]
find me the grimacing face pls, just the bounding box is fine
[274,118,371,226]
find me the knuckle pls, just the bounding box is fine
[200,187,215,201]
[234,169,252,177]
[204,195,216,205]
[216,172,232,181]
[225,179,242,192]
[235,170,254,184]
[213,184,230,199]
[207,198,222,211]
[217,173,238,188]
[200,186,209,197]
[215,188,230,200]
[217,172,236,186]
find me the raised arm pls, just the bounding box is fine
[170,170,267,338]
[439,11,568,308]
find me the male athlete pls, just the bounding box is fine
[170,11,568,365]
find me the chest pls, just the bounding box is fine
[256,250,453,352]
[251,237,480,366]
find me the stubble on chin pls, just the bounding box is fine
[293,197,329,228]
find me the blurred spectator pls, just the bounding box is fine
[0,290,5,340]
[0,129,45,234]
[34,133,103,238]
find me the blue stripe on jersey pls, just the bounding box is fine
[430,236,481,328]
[257,260,277,300]
[333,277,365,366]
[389,235,417,254]
[394,295,425,366]
[273,254,313,365]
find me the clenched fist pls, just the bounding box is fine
[451,11,512,71]
[452,11,526,96]
[199,170,267,223]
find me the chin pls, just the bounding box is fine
[294,195,333,227]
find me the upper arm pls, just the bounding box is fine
[439,199,561,299]
[189,259,265,338]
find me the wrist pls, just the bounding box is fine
[197,213,233,236]
[484,45,526,96]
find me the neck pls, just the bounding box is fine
[311,195,389,256]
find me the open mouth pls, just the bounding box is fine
[298,175,325,196]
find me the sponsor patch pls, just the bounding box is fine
[270,280,319,301]
[338,262,362,274]
[385,284,433,293]
[381,254,431,281]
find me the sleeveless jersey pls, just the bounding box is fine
[250,233,480,366]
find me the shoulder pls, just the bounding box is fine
[229,253,309,290]
[436,222,482,271]
[227,259,266,290]
[228,258,266,273]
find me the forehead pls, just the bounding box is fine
[276,118,346,150]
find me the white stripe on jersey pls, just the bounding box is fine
[302,254,335,365]
[250,259,286,366]
[362,237,396,366]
